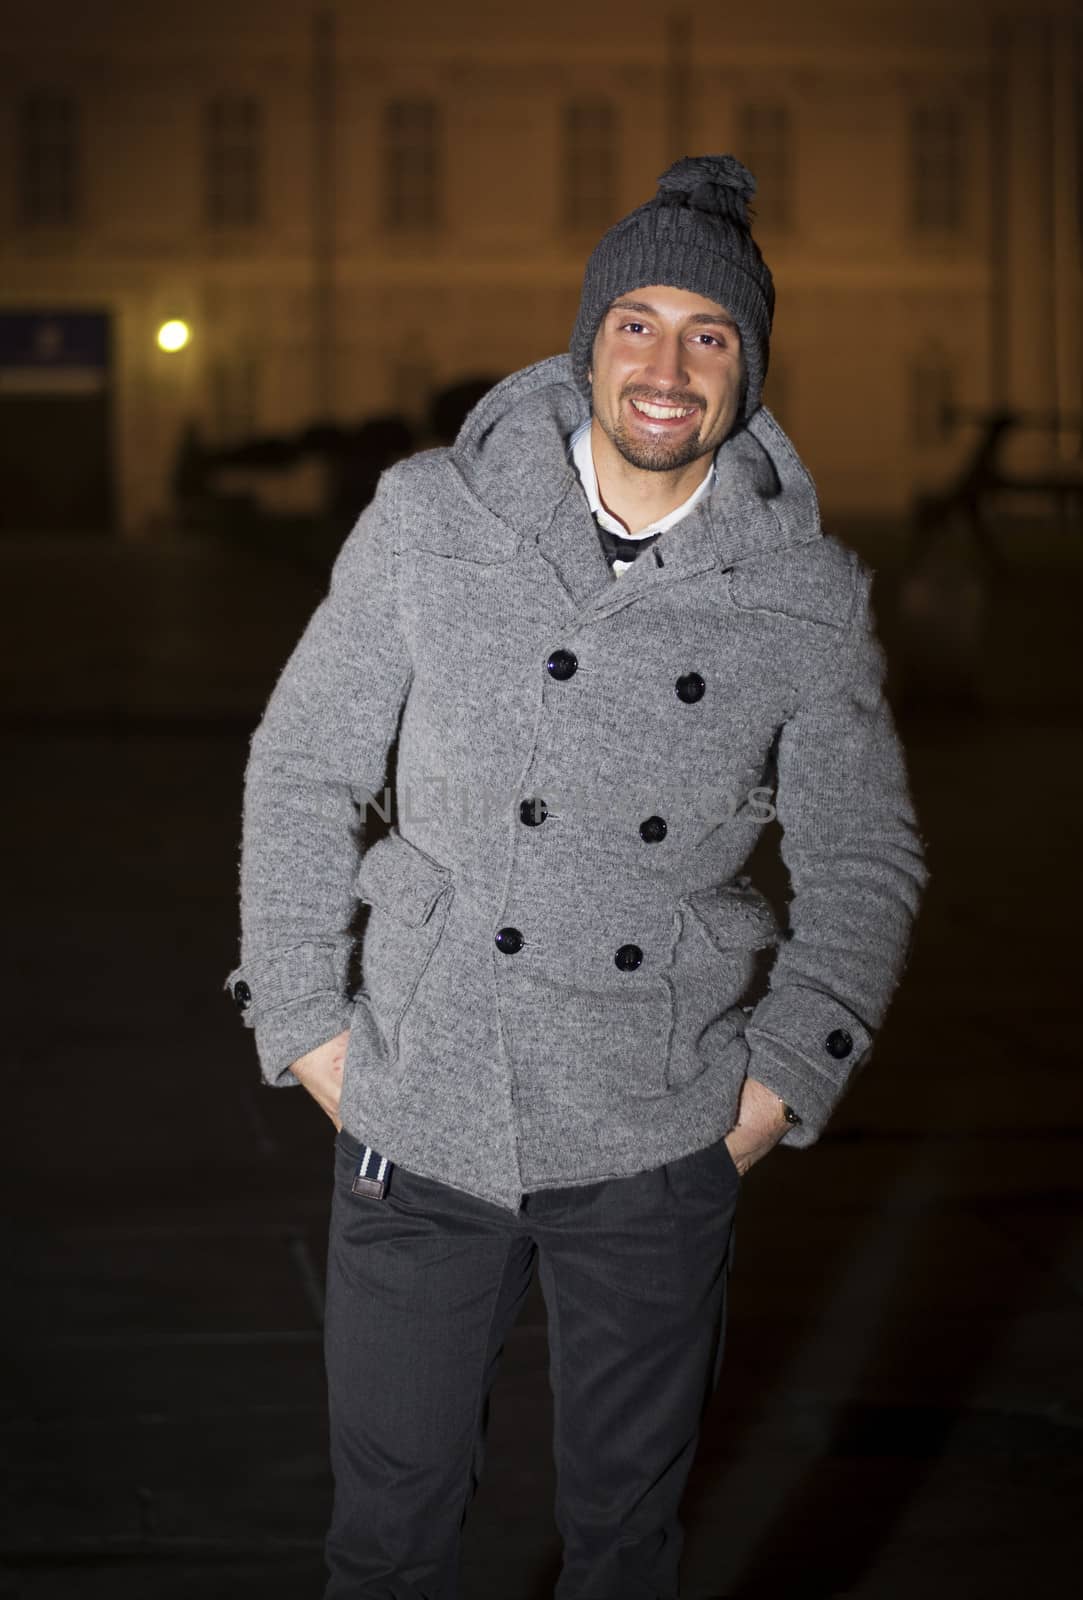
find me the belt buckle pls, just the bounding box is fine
[350,1143,391,1200]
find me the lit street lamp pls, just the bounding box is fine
[157,319,191,353]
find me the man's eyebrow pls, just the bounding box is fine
[608,299,739,330]
[687,311,739,329]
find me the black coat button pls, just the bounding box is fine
[519,797,549,826]
[639,815,667,843]
[232,979,252,1011]
[615,944,643,971]
[675,672,705,703]
[495,926,524,954]
[546,649,578,681]
[825,1028,853,1059]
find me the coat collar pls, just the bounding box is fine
[435,355,823,600]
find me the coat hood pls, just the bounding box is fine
[446,353,823,573]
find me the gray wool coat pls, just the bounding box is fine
[225,354,928,1212]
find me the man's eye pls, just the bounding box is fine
[622,322,647,334]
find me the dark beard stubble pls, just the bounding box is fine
[599,390,714,474]
[607,418,711,473]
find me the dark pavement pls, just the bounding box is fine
[1,524,1080,1599]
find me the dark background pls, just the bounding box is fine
[2,2,1081,1596]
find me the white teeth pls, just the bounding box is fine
[632,401,696,420]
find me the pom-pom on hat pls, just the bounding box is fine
[568,154,775,422]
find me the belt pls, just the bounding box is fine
[350,1142,393,1200]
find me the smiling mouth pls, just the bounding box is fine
[629,399,699,422]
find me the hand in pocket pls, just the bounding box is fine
[723,1075,792,1176]
[290,1029,350,1129]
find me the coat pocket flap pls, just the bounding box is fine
[354,830,452,926]
[682,881,780,952]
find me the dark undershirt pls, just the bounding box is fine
[594,520,663,571]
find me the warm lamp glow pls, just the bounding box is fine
[157,319,191,353]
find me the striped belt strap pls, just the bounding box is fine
[350,1142,392,1200]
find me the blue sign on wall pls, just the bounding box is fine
[0,311,110,393]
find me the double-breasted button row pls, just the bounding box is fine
[518,799,666,843]
[516,648,692,970]
[495,927,645,972]
[546,648,706,706]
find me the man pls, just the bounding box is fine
[225,154,927,1599]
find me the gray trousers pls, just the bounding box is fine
[322,1124,740,1600]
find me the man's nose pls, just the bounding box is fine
[645,334,688,389]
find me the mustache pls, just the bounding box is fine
[623,386,705,410]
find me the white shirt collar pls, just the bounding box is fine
[568,419,717,548]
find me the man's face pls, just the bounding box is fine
[588,284,745,473]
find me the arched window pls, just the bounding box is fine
[19,91,80,227]
[562,101,618,231]
[205,96,265,227]
[909,101,965,234]
[384,100,442,231]
[737,103,792,231]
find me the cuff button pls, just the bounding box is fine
[232,979,252,1011]
[825,1028,853,1059]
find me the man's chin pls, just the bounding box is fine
[612,431,710,473]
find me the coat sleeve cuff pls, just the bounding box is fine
[253,992,358,1088]
[223,940,354,1088]
[743,984,874,1147]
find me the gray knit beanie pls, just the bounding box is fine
[569,154,775,422]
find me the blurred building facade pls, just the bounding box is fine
[0,0,1079,535]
